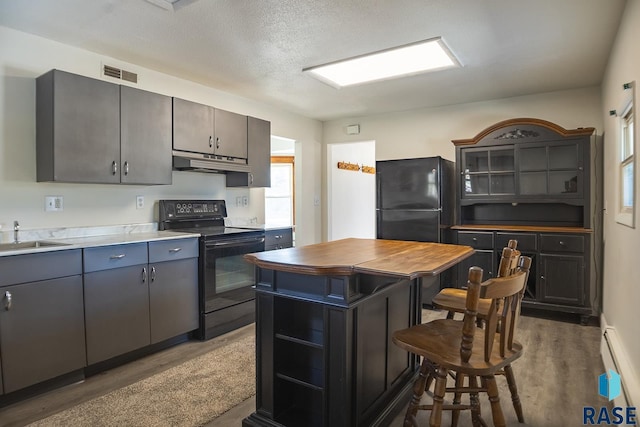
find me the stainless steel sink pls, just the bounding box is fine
[0,241,70,252]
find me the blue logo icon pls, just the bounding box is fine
[598,369,622,401]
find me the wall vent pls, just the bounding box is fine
[103,65,138,84]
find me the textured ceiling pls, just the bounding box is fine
[0,0,627,121]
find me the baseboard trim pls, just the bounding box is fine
[600,314,639,407]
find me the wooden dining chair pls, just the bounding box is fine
[430,240,526,422]
[392,252,532,427]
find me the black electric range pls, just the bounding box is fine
[158,199,265,340]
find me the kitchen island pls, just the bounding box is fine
[242,238,474,427]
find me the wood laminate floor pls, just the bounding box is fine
[1,310,605,427]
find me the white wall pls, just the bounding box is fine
[0,26,322,246]
[327,141,375,240]
[600,0,640,405]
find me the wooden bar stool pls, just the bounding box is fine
[393,253,532,427]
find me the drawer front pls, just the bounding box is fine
[0,249,82,287]
[457,231,493,249]
[539,234,585,253]
[83,243,148,273]
[149,238,199,263]
[265,229,293,249]
[495,232,537,252]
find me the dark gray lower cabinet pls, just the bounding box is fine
[149,257,199,343]
[265,228,293,250]
[84,264,151,364]
[0,250,85,394]
[84,239,199,364]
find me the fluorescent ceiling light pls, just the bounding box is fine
[144,0,199,11]
[303,37,460,88]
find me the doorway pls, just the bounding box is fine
[327,141,376,241]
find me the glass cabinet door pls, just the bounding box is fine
[462,147,514,197]
[518,142,582,197]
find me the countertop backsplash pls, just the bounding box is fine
[1,223,159,244]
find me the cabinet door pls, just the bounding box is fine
[456,250,495,285]
[149,258,199,343]
[518,141,583,198]
[539,253,584,306]
[0,276,85,393]
[214,108,248,159]
[121,86,172,184]
[226,116,271,187]
[84,265,151,364]
[173,97,214,154]
[247,116,271,187]
[460,147,515,198]
[37,69,120,183]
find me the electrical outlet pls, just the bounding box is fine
[242,196,249,207]
[136,195,144,209]
[45,195,64,212]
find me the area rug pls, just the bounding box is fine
[28,335,255,427]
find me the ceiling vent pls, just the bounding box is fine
[103,64,138,84]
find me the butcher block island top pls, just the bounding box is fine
[244,237,475,279]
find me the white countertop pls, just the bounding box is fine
[0,231,200,257]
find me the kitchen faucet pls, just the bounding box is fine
[13,220,19,244]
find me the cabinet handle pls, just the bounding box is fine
[216,137,220,149]
[472,237,477,242]
[110,254,126,259]
[142,267,147,283]
[209,136,213,148]
[4,291,12,311]
[112,161,118,175]
[151,266,156,282]
[169,247,182,253]
[559,241,565,246]
[540,275,545,280]
[124,161,129,175]
[275,235,282,239]
[249,173,254,185]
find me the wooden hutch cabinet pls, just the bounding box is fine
[452,118,602,324]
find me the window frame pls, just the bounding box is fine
[616,82,636,228]
[265,155,295,226]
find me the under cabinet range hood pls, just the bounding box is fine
[172,150,250,174]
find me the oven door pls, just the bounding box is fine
[202,235,265,313]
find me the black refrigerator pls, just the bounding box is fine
[376,156,455,304]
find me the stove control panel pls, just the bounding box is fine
[158,199,227,221]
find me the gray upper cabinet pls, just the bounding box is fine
[214,108,248,159]
[173,97,248,159]
[37,69,121,184]
[120,86,172,185]
[172,97,215,154]
[36,69,173,185]
[227,116,271,187]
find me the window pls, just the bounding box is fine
[265,156,294,227]
[617,82,636,228]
